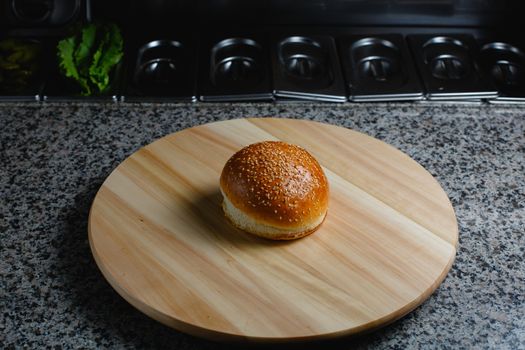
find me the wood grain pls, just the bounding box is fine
[88,118,458,341]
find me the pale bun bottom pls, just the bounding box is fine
[220,189,326,240]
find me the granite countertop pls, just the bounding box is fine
[1,102,524,349]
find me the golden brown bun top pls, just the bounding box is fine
[220,141,329,229]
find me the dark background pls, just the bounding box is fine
[2,0,525,32]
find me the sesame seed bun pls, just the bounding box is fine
[220,141,329,240]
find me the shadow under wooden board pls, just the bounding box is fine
[88,118,458,342]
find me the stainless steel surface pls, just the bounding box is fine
[43,94,119,102]
[416,99,483,105]
[338,34,423,102]
[199,35,273,102]
[200,93,273,102]
[0,94,41,102]
[409,34,498,100]
[272,35,346,102]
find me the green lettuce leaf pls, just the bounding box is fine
[74,23,97,78]
[89,23,123,93]
[56,22,123,96]
[57,35,91,95]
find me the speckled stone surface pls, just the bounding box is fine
[1,102,524,349]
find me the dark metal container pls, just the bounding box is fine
[479,41,525,104]
[271,35,346,102]
[338,34,423,102]
[121,37,197,102]
[0,36,48,101]
[198,34,273,102]
[2,0,87,28]
[408,34,497,100]
[42,60,122,102]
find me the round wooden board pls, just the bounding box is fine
[88,118,458,342]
